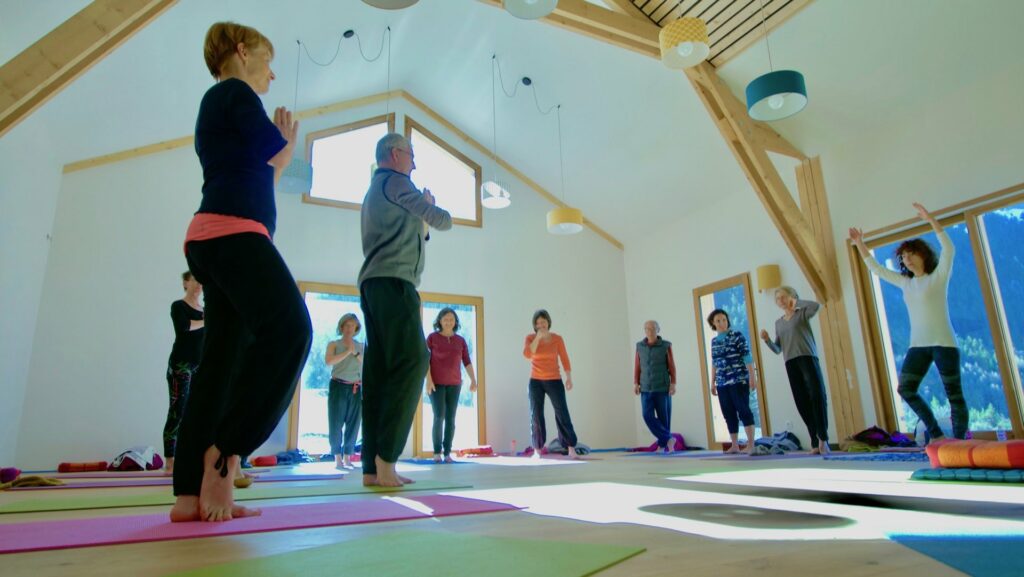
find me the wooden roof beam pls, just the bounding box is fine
[0,0,177,138]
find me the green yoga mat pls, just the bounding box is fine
[0,481,469,514]
[167,530,645,577]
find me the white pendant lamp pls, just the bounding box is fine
[278,40,312,194]
[659,17,710,69]
[362,0,418,9]
[483,56,511,210]
[504,0,557,20]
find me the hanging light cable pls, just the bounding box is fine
[745,0,807,121]
[546,104,582,235]
[482,56,511,209]
[277,40,314,194]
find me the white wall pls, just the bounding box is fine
[0,117,62,466]
[625,60,1024,450]
[624,185,837,451]
[16,98,634,469]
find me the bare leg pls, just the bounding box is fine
[164,456,175,476]
[335,454,345,470]
[744,425,756,455]
[342,454,353,469]
[726,434,740,453]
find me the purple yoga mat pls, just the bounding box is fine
[50,469,271,479]
[10,473,346,490]
[0,495,519,554]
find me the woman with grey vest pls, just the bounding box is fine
[760,286,830,454]
[634,321,677,452]
[324,313,363,470]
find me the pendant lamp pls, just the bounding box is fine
[505,0,557,20]
[659,17,709,69]
[745,0,807,121]
[362,0,418,9]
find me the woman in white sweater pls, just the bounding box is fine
[850,203,968,441]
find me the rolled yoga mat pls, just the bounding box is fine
[0,481,470,514]
[0,495,517,554]
[165,530,645,577]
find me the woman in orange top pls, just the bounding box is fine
[523,310,579,459]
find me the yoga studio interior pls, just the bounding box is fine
[2,1,1023,576]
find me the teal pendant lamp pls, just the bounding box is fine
[745,0,807,121]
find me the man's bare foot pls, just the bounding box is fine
[199,445,238,522]
[444,455,455,463]
[170,495,200,522]
[373,456,404,487]
[567,446,579,460]
[433,453,442,463]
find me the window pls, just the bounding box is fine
[290,283,364,454]
[304,114,395,209]
[852,185,1024,438]
[288,284,488,458]
[693,273,771,447]
[404,116,482,227]
[413,294,487,457]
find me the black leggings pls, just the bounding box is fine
[784,356,829,449]
[898,346,967,439]
[164,361,196,457]
[173,233,312,496]
[429,384,462,456]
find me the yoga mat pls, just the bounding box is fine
[9,473,347,490]
[166,530,645,577]
[889,534,1024,577]
[49,469,271,479]
[0,495,517,554]
[0,481,469,514]
[823,452,929,462]
[701,452,821,461]
[402,458,474,465]
[624,450,716,458]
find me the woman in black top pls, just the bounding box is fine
[170,22,312,523]
[165,271,204,474]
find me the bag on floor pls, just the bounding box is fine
[752,431,802,455]
[108,446,164,471]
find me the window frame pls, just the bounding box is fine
[849,183,1024,438]
[403,115,483,228]
[301,113,396,211]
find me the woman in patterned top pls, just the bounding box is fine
[708,309,756,454]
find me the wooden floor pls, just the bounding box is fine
[3,451,1013,577]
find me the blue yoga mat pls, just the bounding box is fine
[823,452,928,462]
[889,534,1024,577]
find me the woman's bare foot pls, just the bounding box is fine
[335,454,345,470]
[567,446,579,460]
[170,495,200,522]
[819,442,831,455]
[342,455,353,469]
[199,445,239,522]
[433,453,442,463]
[444,455,455,463]
[745,445,755,455]
[810,447,821,455]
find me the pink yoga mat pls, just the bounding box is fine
[10,473,346,491]
[0,495,518,554]
[49,469,271,479]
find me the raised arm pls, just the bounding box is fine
[915,203,955,273]
[850,226,904,286]
[760,328,782,355]
[797,299,821,320]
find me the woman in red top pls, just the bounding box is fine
[426,308,477,463]
[523,310,579,459]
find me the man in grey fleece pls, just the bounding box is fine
[359,133,452,487]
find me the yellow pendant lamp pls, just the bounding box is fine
[547,206,583,235]
[659,17,710,69]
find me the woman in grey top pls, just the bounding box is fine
[760,286,830,454]
[325,313,364,469]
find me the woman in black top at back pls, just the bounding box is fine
[164,271,204,474]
